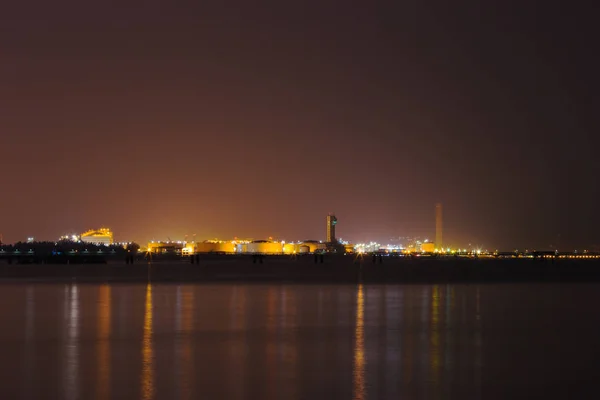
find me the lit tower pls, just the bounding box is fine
[326,213,338,243]
[435,203,443,249]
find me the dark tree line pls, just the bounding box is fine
[0,240,140,256]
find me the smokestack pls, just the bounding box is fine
[435,203,443,249]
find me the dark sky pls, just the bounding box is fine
[1,1,598,250]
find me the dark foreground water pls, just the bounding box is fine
[0,283,599,399]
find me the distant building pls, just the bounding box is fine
[296,240,326,254]
[80,228,113,246]
[169,238,329,255]
[196,240,237,254]
[147,241,184,254]
[326,213,337,243]
[246,240,284,254]
[421,242,435,253]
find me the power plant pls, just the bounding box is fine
[146,214,349,255]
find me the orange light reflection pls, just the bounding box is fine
[141,284,154,400]
[353,284,366,400]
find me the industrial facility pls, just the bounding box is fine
[146,239,328,255]
[71,208,445,256]
[145,214,352,255]
[80,228,114,246]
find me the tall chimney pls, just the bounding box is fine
[435,203,443,249]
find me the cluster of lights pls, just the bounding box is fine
[59,234,81,242]
[355,242,383,253]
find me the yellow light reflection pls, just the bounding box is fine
[141,284,154,400]
[97,285,111,400]
[353,284,365,400]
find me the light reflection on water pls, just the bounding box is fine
[430,285,441,393]
[141,284,154,400]
[3,283,597,399]
[180,286,194,398]
[353,284,366,400]
[64,285,79,400]
[97,285,111,400]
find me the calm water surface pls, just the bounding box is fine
[0,283,599,399]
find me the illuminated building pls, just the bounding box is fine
[435,203,443,249]
[146,241,184,254]
[246,240,284,254]
[421,242,435,253]
[59,234,81,242]
[147,238,329,255]
[302,240,326,253]
[80,228,113,246]
[326,213,337,243]
[195,240,237,254]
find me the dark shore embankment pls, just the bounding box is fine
[1,255,600,284]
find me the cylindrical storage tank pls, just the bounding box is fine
[197,242,236,253]
[195,242,209,253]
[246,241,283,254]
[300,242,323,253]
[214,243,235,253]
[283,243,297,254]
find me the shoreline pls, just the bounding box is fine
[1,257,600,284]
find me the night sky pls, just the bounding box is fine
[2,1,598,250]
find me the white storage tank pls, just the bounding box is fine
[298,241,324,253]
[298,245,311,253]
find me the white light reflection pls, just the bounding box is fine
[64,284,80,400]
